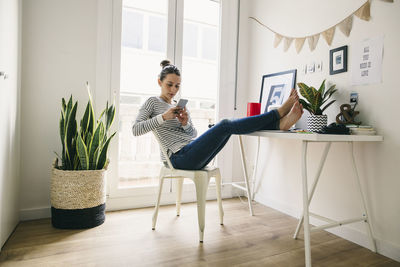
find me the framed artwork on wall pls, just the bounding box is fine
[259,69,297,114]
[330,45,348,75]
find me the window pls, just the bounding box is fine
[114,0,220,196]
[118,1,168,188]
[121,10,143,49]
[183,23,198,58]
[202,27,218,60]
[148,15,167,52]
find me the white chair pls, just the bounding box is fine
[152,131,224,242]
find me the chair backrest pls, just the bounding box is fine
[152,131,175,170]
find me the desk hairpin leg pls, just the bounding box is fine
[251,136,261,201]
[293,142,332,239]
[297,141,332,267]
[301,141,312,267]
[237,135,254,216]
[296,141,377,267]
[349,141,377,252]
[295,141,331,267]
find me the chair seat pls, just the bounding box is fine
[161,165,220,178]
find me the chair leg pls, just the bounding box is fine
[193,173,210,243]
[176,178,184,216]
[152,176,165,230]
[215,171,224,225]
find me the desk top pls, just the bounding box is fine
[244,131,384,142]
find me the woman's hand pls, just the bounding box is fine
[176,107,188,126]
[162,107,180,121]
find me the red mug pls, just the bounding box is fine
[247,102,261,117]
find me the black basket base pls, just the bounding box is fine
[51,203,105,229]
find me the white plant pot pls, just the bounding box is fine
[307,114,327,132]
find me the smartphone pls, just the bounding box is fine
[176,98,188,108]
[174,99,188,114]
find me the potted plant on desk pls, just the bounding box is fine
[297,80,337,132]
[51,82,116,229]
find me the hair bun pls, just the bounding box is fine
[158,59,180,81]
[160,59,171,68]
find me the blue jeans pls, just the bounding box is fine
[170,109,280,170]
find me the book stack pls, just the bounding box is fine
[346,125,376,135]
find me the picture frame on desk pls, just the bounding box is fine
[259,69,297,114]
[329,45,348,75]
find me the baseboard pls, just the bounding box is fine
[20,207,51,221]
[254,194,400,263]
[19,187,233,220]
[106,189,232,211]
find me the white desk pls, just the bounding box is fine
[235,131,383,267]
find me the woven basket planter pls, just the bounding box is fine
[50,159,108,229]
[307,114,327,133]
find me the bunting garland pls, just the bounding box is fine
[295,38,306,53]
[273,34,283,48]
[308,34,320,51]
[249,0,392,53]
[322,27,335,46]
[283,37,293,52]
[338,16,353,37]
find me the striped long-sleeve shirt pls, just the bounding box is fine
[132,96,197,161]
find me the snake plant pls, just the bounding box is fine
[297,80,337,115]
[57,82,116,170]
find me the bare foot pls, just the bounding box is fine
[277,88,299,118]
[279,102,304,130]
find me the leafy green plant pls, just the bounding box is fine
[57,83,116,170]
[297,80,337,115]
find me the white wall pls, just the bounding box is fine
[237,0,400,261]
[20,0,98,217]
[0,0,21,249]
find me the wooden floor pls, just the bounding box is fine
[0,198,398,267]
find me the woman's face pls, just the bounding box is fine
[159,73,181,103]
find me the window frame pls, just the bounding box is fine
[95,0,238,210]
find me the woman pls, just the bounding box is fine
[132,60,303,170]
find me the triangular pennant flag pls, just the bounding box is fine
[295,38,306,53]
[339,16,353,37]
[354,1,371,21]
[307,34,320,51]
[322,27,335,46]
[283,37,293,52]
[273,34,283,48]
